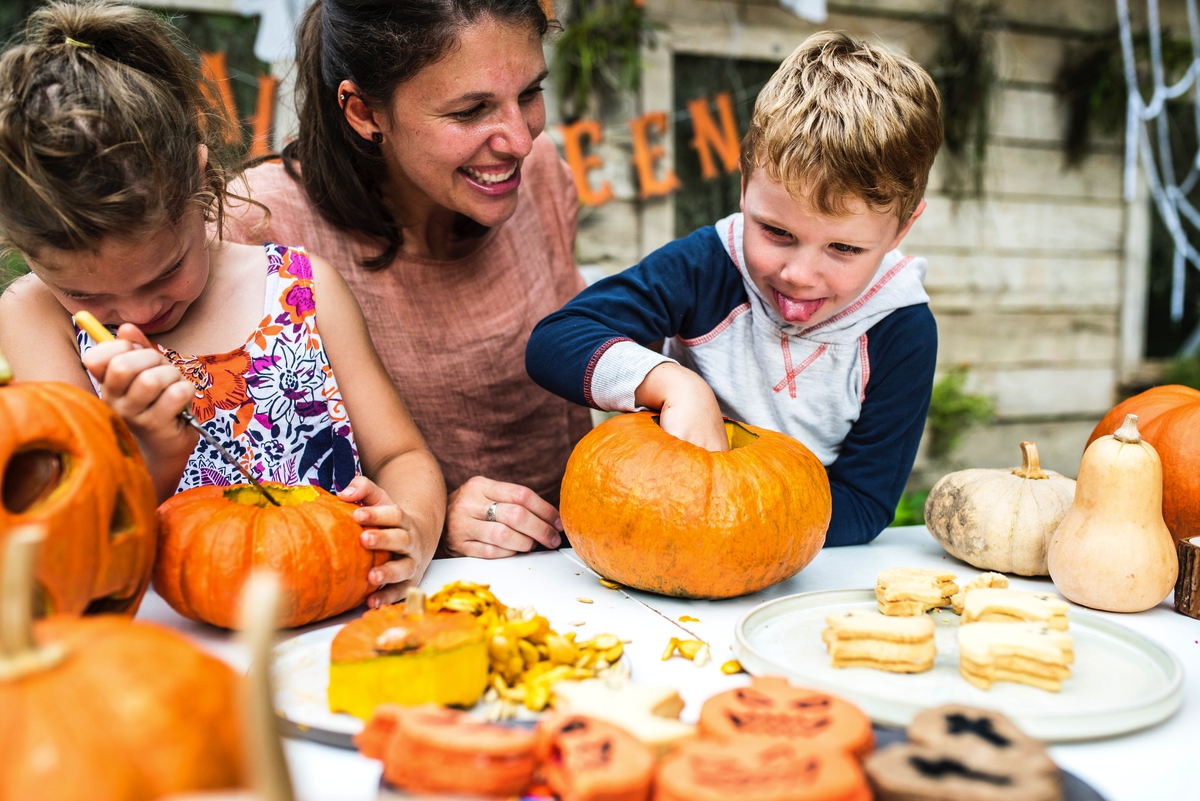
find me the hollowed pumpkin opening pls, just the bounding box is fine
[83,592,141,616]
[108,493,135,540]
[223,484,318,507]
[649,417,759,450]
[110,419,135,458]
[2,449,65,514]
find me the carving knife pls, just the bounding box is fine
[73,311,281,506]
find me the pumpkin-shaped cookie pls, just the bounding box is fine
[924,442,1075,576]
[535,714,656,801]
[357,704,536,798]
[155,483,387,628]
[655,738,871,801]
[697,676,874,759]
[561,413,830,599]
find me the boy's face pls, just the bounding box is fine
[740,172,925,327]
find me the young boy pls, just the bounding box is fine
[526,31,943,546]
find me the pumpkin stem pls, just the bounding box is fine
[1113,413,1143,444]
[238,572,295,801]
[1012,441,1049,479]
[0,526,66,681]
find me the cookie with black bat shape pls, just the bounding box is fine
[535,713,656,801]
[864,705,1062,801]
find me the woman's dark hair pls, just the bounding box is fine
[286,0,551,269]
[0,0,238,255]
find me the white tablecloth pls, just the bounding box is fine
[136,525,1199,801]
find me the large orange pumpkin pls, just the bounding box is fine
[0,527,244,800]
[154,483,387,628]
[560,413,831,599]
[0,370,156,616]
[1086,385,1200,542]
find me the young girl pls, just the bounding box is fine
[0,0,445,607]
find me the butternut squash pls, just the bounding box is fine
[1047,415,1178,613]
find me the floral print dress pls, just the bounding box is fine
[77,243,360,495]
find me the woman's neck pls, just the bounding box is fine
[384,174,489,262]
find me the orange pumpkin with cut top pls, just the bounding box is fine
[560,413,831,599]
[1086,385,1200,543]
[154,483,386,628]
[0,345,156,616]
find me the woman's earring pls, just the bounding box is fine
[371,132,383,144]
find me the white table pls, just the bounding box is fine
[136,525,1200,801]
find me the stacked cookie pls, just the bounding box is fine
[864,704,1062,801]
[821,608,936,674]
[875,568,959,616]
[958,622,1075,692]
[960,589,1069,630]
[950,572,1008,614]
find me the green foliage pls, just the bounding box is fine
[0,251,29,293]
[1164,354,1200,389]
[927,366,995,459]
[891,489,930,528]
[929,0,997,198]
[553,0,660,122]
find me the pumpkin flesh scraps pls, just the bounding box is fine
[329,605,489,719]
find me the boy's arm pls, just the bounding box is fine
[825,305,938,546]
[526,227,746,412]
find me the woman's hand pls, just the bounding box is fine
[340,476,431,607]
[81,323,197,500]
[636,362,729,452]
[443,476,562,558]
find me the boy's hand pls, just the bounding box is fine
[81,323,197,493]
[339,476,429,607]
[636,363,729,452]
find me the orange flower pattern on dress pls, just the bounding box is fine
[77,243,360,494]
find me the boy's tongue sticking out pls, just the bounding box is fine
[772,289,825,324]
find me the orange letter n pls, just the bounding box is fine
[687,92,740,180]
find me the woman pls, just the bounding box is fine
[226,0,592,581]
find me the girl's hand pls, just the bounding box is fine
[443,476,562,559]
[340,476,429,607]
[81,323,197,498]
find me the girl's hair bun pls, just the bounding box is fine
[0,0,237,254]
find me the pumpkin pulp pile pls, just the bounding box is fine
[329,581,627,721]
[155,483,386,629]
[561,413,831,599]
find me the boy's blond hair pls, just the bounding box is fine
[741,31,942,222]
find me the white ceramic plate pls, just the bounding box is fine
[733,589,1183,742]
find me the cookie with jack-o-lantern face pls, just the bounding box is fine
[698,676,874,758]
[654,738,871,801]
[535,714,656,801]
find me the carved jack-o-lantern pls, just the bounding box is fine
[0,359,157,615]
[655,738,872,801]
[534,714,656,801]
[698,676,875,759]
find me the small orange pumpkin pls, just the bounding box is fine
[0,527,244,800]
[1086,385,1200,543]
[0,360,156,616]
[154,483,387,628]
[560,413,830,599]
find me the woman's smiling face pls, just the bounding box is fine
[377,16,547,229]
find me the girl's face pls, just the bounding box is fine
[376,16,548,228]
[28,208,210,335]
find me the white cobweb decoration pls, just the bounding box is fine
[1119,0,1200,354]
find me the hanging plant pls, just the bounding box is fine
[553,0,661,122]
[928,0,998,198]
